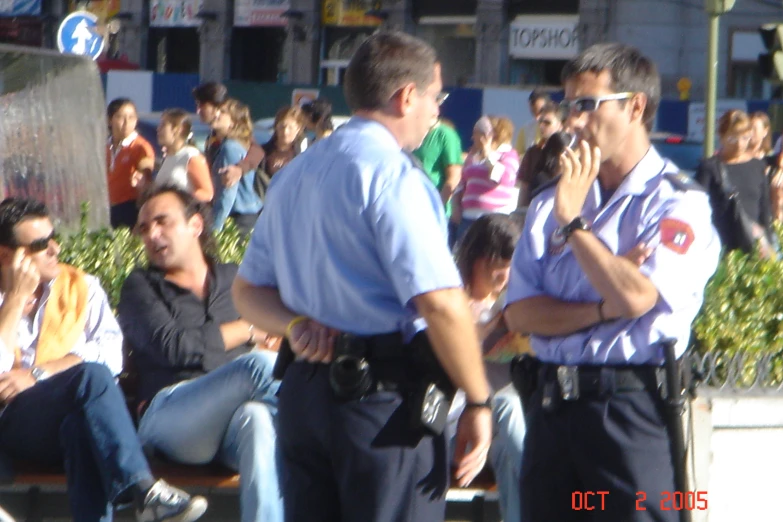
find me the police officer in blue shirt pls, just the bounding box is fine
[232,31,493,522]
[504,43,721,521]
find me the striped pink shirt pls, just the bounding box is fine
[459,144,520,218]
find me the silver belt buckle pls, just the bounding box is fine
[557,366,580,400]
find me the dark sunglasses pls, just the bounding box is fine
[16,230,57,253]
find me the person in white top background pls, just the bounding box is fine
[139,109,214,203]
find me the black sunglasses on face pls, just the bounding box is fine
[15,230,57,254]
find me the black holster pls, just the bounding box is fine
[274,330,456,436]
[510,353,541,414]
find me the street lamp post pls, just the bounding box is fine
[703,0,735,158]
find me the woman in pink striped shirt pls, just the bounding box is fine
[452,116,521,244]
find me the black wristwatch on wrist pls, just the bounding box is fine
[465,396,494,410]
[559,217,592,242]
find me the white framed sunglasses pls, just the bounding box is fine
[560,92,636,113]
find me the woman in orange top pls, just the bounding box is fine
[106,98,155,228]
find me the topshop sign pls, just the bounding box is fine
[509,15,580,60]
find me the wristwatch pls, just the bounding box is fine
[465,396,494,410]
[30,366,50,382]
[559,217,592,242]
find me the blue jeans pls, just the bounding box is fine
[138,350,282,522]
[0,363,154,522]
[448,384,526,522]
[488,384,526,522]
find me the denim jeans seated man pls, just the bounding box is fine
[0,197,207,522]
[117,185,282,522]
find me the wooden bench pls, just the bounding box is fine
[1,354,499,521]
[2,460,240,522]
[5,462,498,522]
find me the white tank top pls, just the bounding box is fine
[154,146,202,192]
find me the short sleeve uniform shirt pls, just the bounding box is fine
[507,147,721,365]
[238,117,463,338]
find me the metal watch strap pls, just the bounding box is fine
[30,366,49,382]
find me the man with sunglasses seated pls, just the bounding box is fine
[0,197,208,522]
[505,43,721,521]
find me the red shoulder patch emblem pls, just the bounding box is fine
[660,218,694,254]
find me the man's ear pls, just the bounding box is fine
[629,93,648,126]
[390,83,417,117]
[188,212,204,239]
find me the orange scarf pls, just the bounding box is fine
[13,264,89,366]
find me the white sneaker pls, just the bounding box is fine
[135,479,208,522]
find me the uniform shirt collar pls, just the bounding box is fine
[347,116,403,151]
[587,145,666,212]
[613,145,667,196]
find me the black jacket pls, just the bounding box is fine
[118,262,252,405]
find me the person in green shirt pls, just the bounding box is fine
[414,119,464,246]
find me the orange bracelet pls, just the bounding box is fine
[285,316,309,339]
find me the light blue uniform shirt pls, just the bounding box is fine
[507,147,721,366]
[238,117,462,337]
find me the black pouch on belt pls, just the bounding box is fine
[511,354,540,412]
[408,331,455,436]
[329,333,374,401]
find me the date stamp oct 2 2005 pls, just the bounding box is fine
[571,491,709,512]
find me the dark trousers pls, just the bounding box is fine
[278,362,448,522]
[110,201,138,229]
[519,386,678,522]
[0,363,153,522]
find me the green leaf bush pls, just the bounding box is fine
[57,206,782,382]
[58,206,249,310]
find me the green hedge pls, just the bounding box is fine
[57,207,781,359]
[58,208,249,310]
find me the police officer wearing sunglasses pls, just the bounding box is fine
[505,43,721,521]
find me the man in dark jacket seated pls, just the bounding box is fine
[117,185,282,522]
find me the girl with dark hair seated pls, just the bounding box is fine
[450,213,529,522]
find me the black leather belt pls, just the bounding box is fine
[538,362,663,400]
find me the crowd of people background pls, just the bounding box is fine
[0,26,778,522]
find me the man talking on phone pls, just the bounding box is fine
[504,43,721,521]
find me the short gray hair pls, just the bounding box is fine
[344,31,438,112]
[561,43,660,132]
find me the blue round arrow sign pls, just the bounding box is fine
[57,11,106,61]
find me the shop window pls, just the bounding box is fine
[729,61,770,100]
[320,26,374,85]
[416,24,475,87]
[147,28,200,74]
[231,27,285,82]
[509,58,567,88]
